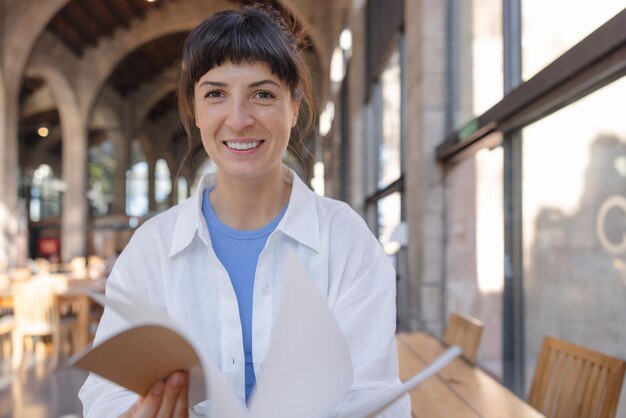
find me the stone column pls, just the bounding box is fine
[404,0,448,334]
[347,3,367,216]
[111,131,131,215]
[147,157,157,212]
[60,112,88,262]
[0,72,21,268]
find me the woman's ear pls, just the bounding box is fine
[193,99,199,128]
[291,99,301,128]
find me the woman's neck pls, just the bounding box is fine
[209,168,291,230]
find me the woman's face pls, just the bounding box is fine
[194,61,299,183]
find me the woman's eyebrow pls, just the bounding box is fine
[249,80,280,88]
[198,81,226,87]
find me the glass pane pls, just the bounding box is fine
[30,164,62,221]
[522,75,626,403]
[88,140,115,216]
[445,142,504,377]
[378,48,402,189]
[155,159,171,206]
[522,1,623,81]
[177,177,188,204]
[377,192,401,255]
[192,158,217,193]
[452,0,503,129]
[126,161,148,217]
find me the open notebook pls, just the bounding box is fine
[70,249,461,418]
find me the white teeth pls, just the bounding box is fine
[225,141,261,150]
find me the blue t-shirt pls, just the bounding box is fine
[202,189,287,401]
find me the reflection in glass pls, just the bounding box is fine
[521,75,626,397]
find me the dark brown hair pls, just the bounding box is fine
[177,4,314,178]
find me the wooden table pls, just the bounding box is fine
[396,332,547,418]
[0,279,104,351]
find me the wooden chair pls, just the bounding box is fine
[528,336,626,418]
[9,267,32,281]
[442,312,484,363]
[11,280,78,369]
[0,308,14,359]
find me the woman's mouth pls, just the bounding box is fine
[224,140,264,151]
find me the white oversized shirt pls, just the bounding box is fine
[79,169,411,418]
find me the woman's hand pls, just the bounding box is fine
[119,371,189,418]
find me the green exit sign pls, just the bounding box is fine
[459,119,479,142]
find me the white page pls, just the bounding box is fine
[246,249,353,418]
[337,345,462,418]
[91,282,182,329]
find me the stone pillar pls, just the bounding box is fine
[347,3,367,216]
[111,131,131,215]
[0,72,21,268]
[404,0,448,334]
[61,113,88,262]
[147,157,157,212]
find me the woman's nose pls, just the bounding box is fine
[225,99,254,131]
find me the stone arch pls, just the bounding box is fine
[77,0,232,123]
[130,65,179,131]
[77,0,327,125]
[2,0,70,97]
[30,62,87,261]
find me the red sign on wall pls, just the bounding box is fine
[39,237,60,257]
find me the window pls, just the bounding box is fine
[177,177,188,204]
[87,140,115,216]
[449,0,503,130]
[521,75,626,390]
[155,159,171,210]
[521,0,623,80]
[445,142,504,376]
[126,143,148,217]
[364,42,405,250]
[378,48,402,189]
[29,164,62,222]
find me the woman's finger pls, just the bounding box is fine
[155,372,186,418]
[129,381,164,418]
[172,372,189,417]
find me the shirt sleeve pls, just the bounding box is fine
[78,225,158,418]
[328,213,411,418]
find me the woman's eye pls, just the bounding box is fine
[204,90,223,99]
[256,91,275,100]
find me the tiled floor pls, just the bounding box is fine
[0,350,86,418]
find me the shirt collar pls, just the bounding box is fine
[169,167,320,258]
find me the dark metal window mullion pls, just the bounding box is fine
[502,0,525,395]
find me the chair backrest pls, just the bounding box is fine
[528,336,626,418]
[9,267,32,281]
[442,312,484,363]
[12,280,59,336]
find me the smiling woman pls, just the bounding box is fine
[79,4,410,418]
[193,61,299,193]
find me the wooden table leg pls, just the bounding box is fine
[75,294,90,350]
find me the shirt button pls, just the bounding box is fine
[262,284,270,293]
